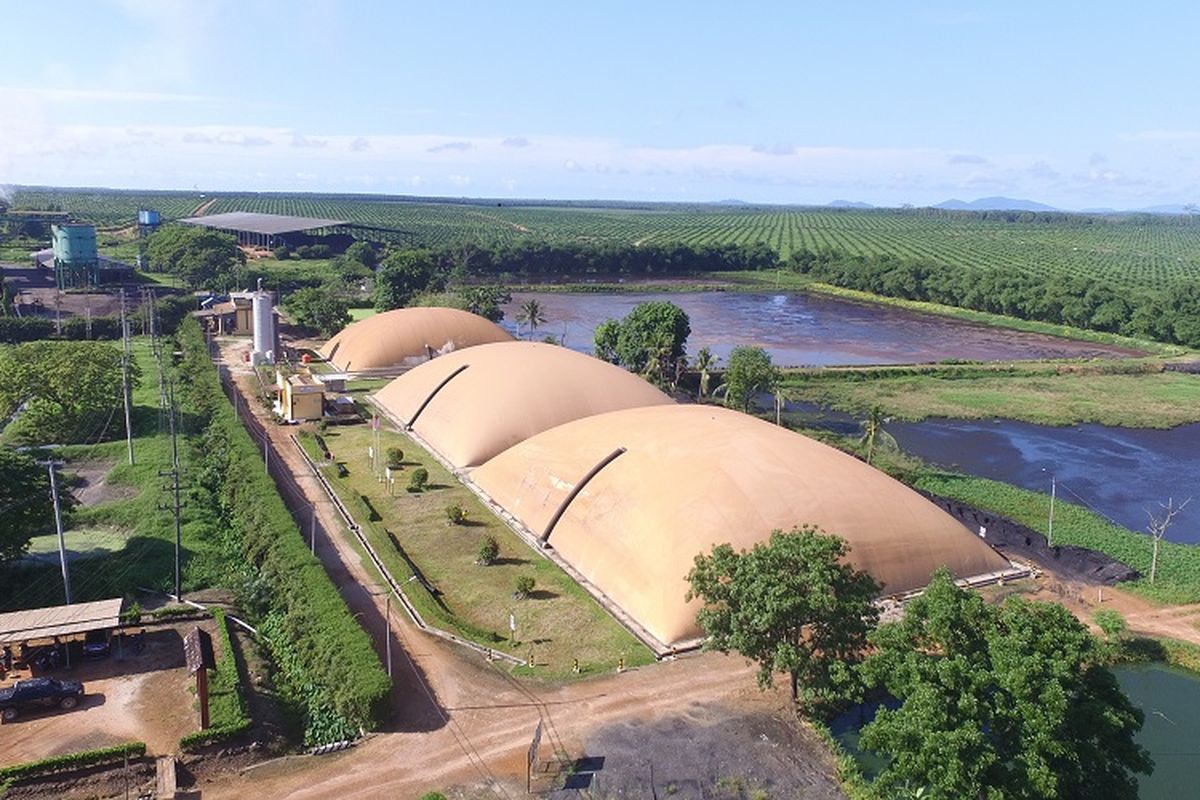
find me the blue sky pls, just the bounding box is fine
[1,1,1197,208]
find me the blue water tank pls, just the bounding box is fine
[138,208,161,226]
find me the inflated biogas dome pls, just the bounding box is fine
[372,341,674,469]
[319,307,513,373]
[471,404,1011,647]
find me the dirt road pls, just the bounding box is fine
[203,339,844,799]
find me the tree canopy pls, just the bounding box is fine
[283,286,351,337]
[145,226,245,289]
[860,569,1151,800]
[593,301,690,385]
[373,249,444,311]
[0,447,56,563]
[687,525,880,714]
[0,341,136,444]
[721,346,780,412]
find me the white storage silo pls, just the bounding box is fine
[251,280,277,365]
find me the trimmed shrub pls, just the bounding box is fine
[386,447,404,468]
[445,504,467,526]
[408,467,429,493]
[477,536,499,566]
[0,742,146,782]
[514,575,535,599]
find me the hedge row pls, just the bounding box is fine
[179,608,253,751]
[175,319,390,742]
[0,742,146,783]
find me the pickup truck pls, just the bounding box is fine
[0,677,85,722]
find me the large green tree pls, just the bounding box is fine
[687,526,880,714]
[458,285,511,322]
[860,569,1151,800]
[592,301,690,384]
[145,226,244,289]
[284,286,351,337]
[373,250,444,311]
[721,345,780,412]
[0,341,135,444]
[0,447,56,563]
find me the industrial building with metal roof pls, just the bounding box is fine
[320,307,515,375]
[177,212,350,247]
[471,405,1013,648]
[373,341,673,469]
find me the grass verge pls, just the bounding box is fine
[781,365,1200,428]
[308,424,653,678]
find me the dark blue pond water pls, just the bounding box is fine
[502,291,1140,367]
[831,663,1200,799]
[887,418,1200,544]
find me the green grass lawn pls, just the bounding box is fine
[309,423,653,678]
[0,339,229,610]
[782,368,1200,428]
[348,307,376,321]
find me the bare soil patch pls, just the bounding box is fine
[65,459,135,507]
[0,622,211,767]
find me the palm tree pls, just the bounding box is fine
[773,385,799,426]
[858,405,897,465]
[516,299,547,339]
[695,347,718,399]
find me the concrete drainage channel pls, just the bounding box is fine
[289,434,524,667]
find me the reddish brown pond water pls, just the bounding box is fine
[502,291,1143,366]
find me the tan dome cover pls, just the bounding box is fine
[373,341,674,469]
[320,307,513,372]
[471,405,1010,646]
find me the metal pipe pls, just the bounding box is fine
[541,447,626,544]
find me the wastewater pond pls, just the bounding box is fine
[501,291,1142,367]
[886,417,1200,544]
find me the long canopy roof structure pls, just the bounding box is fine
[471,405,1011,647]
[178,212,349,235]
[320,307,514,373]
[0,598,124,646]
[374,341,673,469]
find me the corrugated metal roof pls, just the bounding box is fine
[177,212,349,236]
[0,598,124,645]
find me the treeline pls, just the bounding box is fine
[175,319,390,743]
[433,240,778,276]
[788,249,1200,347]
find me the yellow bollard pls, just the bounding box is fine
[572,658,580,675]
[617,657,625,673]
[527,649,535,668]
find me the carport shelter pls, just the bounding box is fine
[0,598,124,672]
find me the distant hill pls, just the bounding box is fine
[826,199,874,209]
[934,196,1058,212]
[711,198,750,206]
[1079,207,1118,214]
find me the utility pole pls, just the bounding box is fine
[1047,472,1056,548]
[159,382,184,600]
[40,460,71,605]
[119,289,134,465]
[385,593,392,679]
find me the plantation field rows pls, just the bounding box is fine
[12,187,1200,290]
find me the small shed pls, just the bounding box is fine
[0,598,124,674]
